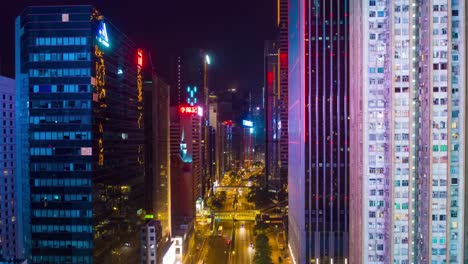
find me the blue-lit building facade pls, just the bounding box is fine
[0,76,23,262]
[288,0,349,263]
[16,6,145,263]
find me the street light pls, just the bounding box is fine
[205,54,211,65]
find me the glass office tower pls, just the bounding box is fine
[349,1,467,263]
[288,0,349,263]
[16,6,145,263]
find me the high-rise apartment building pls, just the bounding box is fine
[0,76,23,262]
[16,6,145,263]
[349,1,467,263]
[288,0,349,263]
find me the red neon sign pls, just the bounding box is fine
[137,49,143,69]
[267,71,274,86]
[179,105,203,116]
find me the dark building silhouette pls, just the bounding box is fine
[143,70,171,243]
[264,40,280,190]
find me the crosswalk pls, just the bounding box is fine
[214,211,257,221]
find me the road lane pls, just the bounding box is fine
[205,220,233,264]
[233,221,254,264]
[201,164,264,264]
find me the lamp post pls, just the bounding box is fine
[203,53,211,196]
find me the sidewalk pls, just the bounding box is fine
[183,232,197,264]
[185,222,212,264]
[267,228,290,264]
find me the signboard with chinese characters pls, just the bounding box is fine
[179,105,203,117]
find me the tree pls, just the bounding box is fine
[230,171,242,184]
[206,191,226,210]
[211,198,223,209]
[254,221,268,232]
[253,161,264,167]
[247,184,272,208]
[253,234,273,264]
[219,191,227,203]
[254,221,268,234]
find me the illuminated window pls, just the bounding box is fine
[452,222,458,228]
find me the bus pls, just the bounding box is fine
[217,225,223,236]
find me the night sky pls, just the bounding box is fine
[0,0,276,94]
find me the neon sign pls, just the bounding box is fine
[242,120,253,127]
[137,49,143,69]
[144,214,154,219]
[267,71,274,86]
[97,21,109,47]
[179,105,203,117]
[186,86,198,106]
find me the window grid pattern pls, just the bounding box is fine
[365,1,389,262]
[447,1,464,263]
[0,78,17,260]
[392,1,416,263]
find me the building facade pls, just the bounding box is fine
[143,72,171,244]
[16,6,145,263]
[277,0,289,200]
[264,40,281,191]
[171,49,212,198]
[207,93,217,189]
[169,106,202,229]
[288,0,349,263]
[0,76,22,262]
[349,1,467,264]
[140,220,160,264]
[216,121,231,181]
[241,122,254,169]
